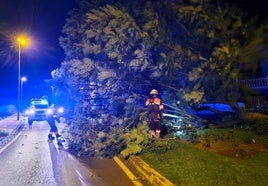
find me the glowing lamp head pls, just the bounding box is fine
[21,76,27,82]
[17,36,30,47]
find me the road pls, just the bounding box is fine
[0,120,134,186]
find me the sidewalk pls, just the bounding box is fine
[0,114,25,150]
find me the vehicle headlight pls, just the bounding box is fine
[26,109,35,115]
[46,109,53,115]
[57,107,64,113]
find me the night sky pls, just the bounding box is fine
[0,0,78,101]
[0,0,267,103]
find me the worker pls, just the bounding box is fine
[145,89,164,138]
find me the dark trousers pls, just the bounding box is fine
[147,112,161,131]
[47,119,58,132]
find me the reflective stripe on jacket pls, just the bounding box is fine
[145,97,164,111]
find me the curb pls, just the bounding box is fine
[0,123,25,151]
[127,155,174,186]
[115,155,174,186]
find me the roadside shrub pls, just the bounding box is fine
[244,118,268,136]
[143,140,173,154]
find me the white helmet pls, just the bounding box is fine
[150,89,158,95]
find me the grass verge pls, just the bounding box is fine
[140,130,268,186]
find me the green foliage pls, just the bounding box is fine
[65,116,128,157]
[120,121,149,158]
[143,140,173,154]
[50,0,267,157]
[65,117,151,158]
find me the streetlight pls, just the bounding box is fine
[21,76,27,112]
[17,36,29,120]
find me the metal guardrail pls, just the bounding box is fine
[239,78,268,111]
[240,78,268,89]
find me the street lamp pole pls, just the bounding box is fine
[21,76,27,112]
[16,36,29,120]
[17,36,29,120]
[17,40,22,120]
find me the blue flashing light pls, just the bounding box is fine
[57,107,64,113]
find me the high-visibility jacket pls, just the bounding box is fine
[145,97,164,118]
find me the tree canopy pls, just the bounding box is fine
[50,0,268,157]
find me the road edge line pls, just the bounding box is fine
[113,156,143,186]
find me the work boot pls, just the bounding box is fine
[48,134,55,140]
[56,134,62,138]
